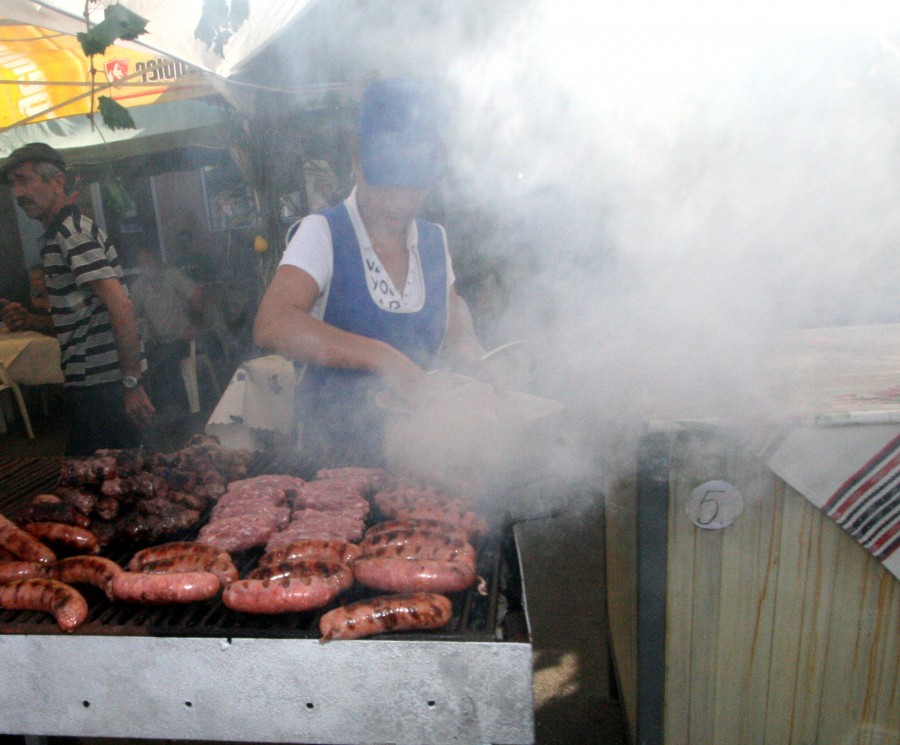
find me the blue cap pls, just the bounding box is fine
[357,78,446,189]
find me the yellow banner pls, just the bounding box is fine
[0,22,214,129]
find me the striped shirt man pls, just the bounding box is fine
[41,203,147,386]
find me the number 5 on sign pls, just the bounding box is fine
[686,480,744,529]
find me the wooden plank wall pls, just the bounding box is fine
[662,430,899,745]
[604,445,640,745]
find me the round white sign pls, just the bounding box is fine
[686,480,744,529]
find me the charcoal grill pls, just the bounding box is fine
[0,458,535,745]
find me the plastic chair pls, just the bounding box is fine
[0,362,34,438]
[180,338,222,414]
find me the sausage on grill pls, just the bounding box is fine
[222,574,344,615]
[0,515,57,564]
[127,541,222,570]
[47,555,125,600]
[247,559,353,592]
[110,570,221,605]
[358,543,476,569]
[0,578,88,632]
[363,519,469,543]
[359,528,471,551]
[137,552,239,586]
[258,540,361,567]
[352,557,476,594]
[319,592,453,641]
[23,522,100,555]
[0,560,47,582]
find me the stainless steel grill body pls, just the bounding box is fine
[0,635,534,744]
[0,457,536,745]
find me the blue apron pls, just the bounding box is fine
[295,203,449,466]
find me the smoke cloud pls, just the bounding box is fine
[445,1,900,433]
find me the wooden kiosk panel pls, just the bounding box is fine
[605,426,900,745]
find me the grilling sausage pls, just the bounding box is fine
[352,557,476,594]
[319,592,453,641]
[23,522,100,555]
[47,556,125,600]
[127,541,222,570]
[222,574,344,614]
[258,540,361,567]
[359,543,476,569]
[0,560,47,582]
[364,519,469,543]
[359,529,474,555]
[247,559,353,592]
[0,516,57,564]
[0,578,88,632]
[111,570,221,605]
[138,552,239,586]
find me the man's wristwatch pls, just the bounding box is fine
[122,375,141,390]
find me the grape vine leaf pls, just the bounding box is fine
[98,96,137,130]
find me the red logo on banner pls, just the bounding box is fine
[104,58,129,82]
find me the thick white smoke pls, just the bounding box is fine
[447,1,900,432]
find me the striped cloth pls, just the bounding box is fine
[766,424,900,580]
[823,433,900,564]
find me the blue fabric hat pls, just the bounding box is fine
[357,77,446,189]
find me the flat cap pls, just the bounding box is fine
[0,142,66,183]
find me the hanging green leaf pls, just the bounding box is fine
[98,96,137,130]
[76,19,118,56]
[105,3,149,41]
[101,179,136,217]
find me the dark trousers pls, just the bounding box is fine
[145,339,191,411]
[63,381,145,456]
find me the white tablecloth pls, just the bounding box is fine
[0,330,64,385]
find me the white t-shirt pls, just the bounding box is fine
[279,188,455,321]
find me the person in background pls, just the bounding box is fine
[0,143,154,455]
[254,77,485,466]
[130,247,205,411]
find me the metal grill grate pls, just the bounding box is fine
[0,458,523,642]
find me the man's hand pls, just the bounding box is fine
[0,300,30,331]
[123,386,155,428]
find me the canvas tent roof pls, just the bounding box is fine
[0,1,329,160]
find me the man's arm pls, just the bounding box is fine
[88,278,155,426]
[253,264,425,399]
